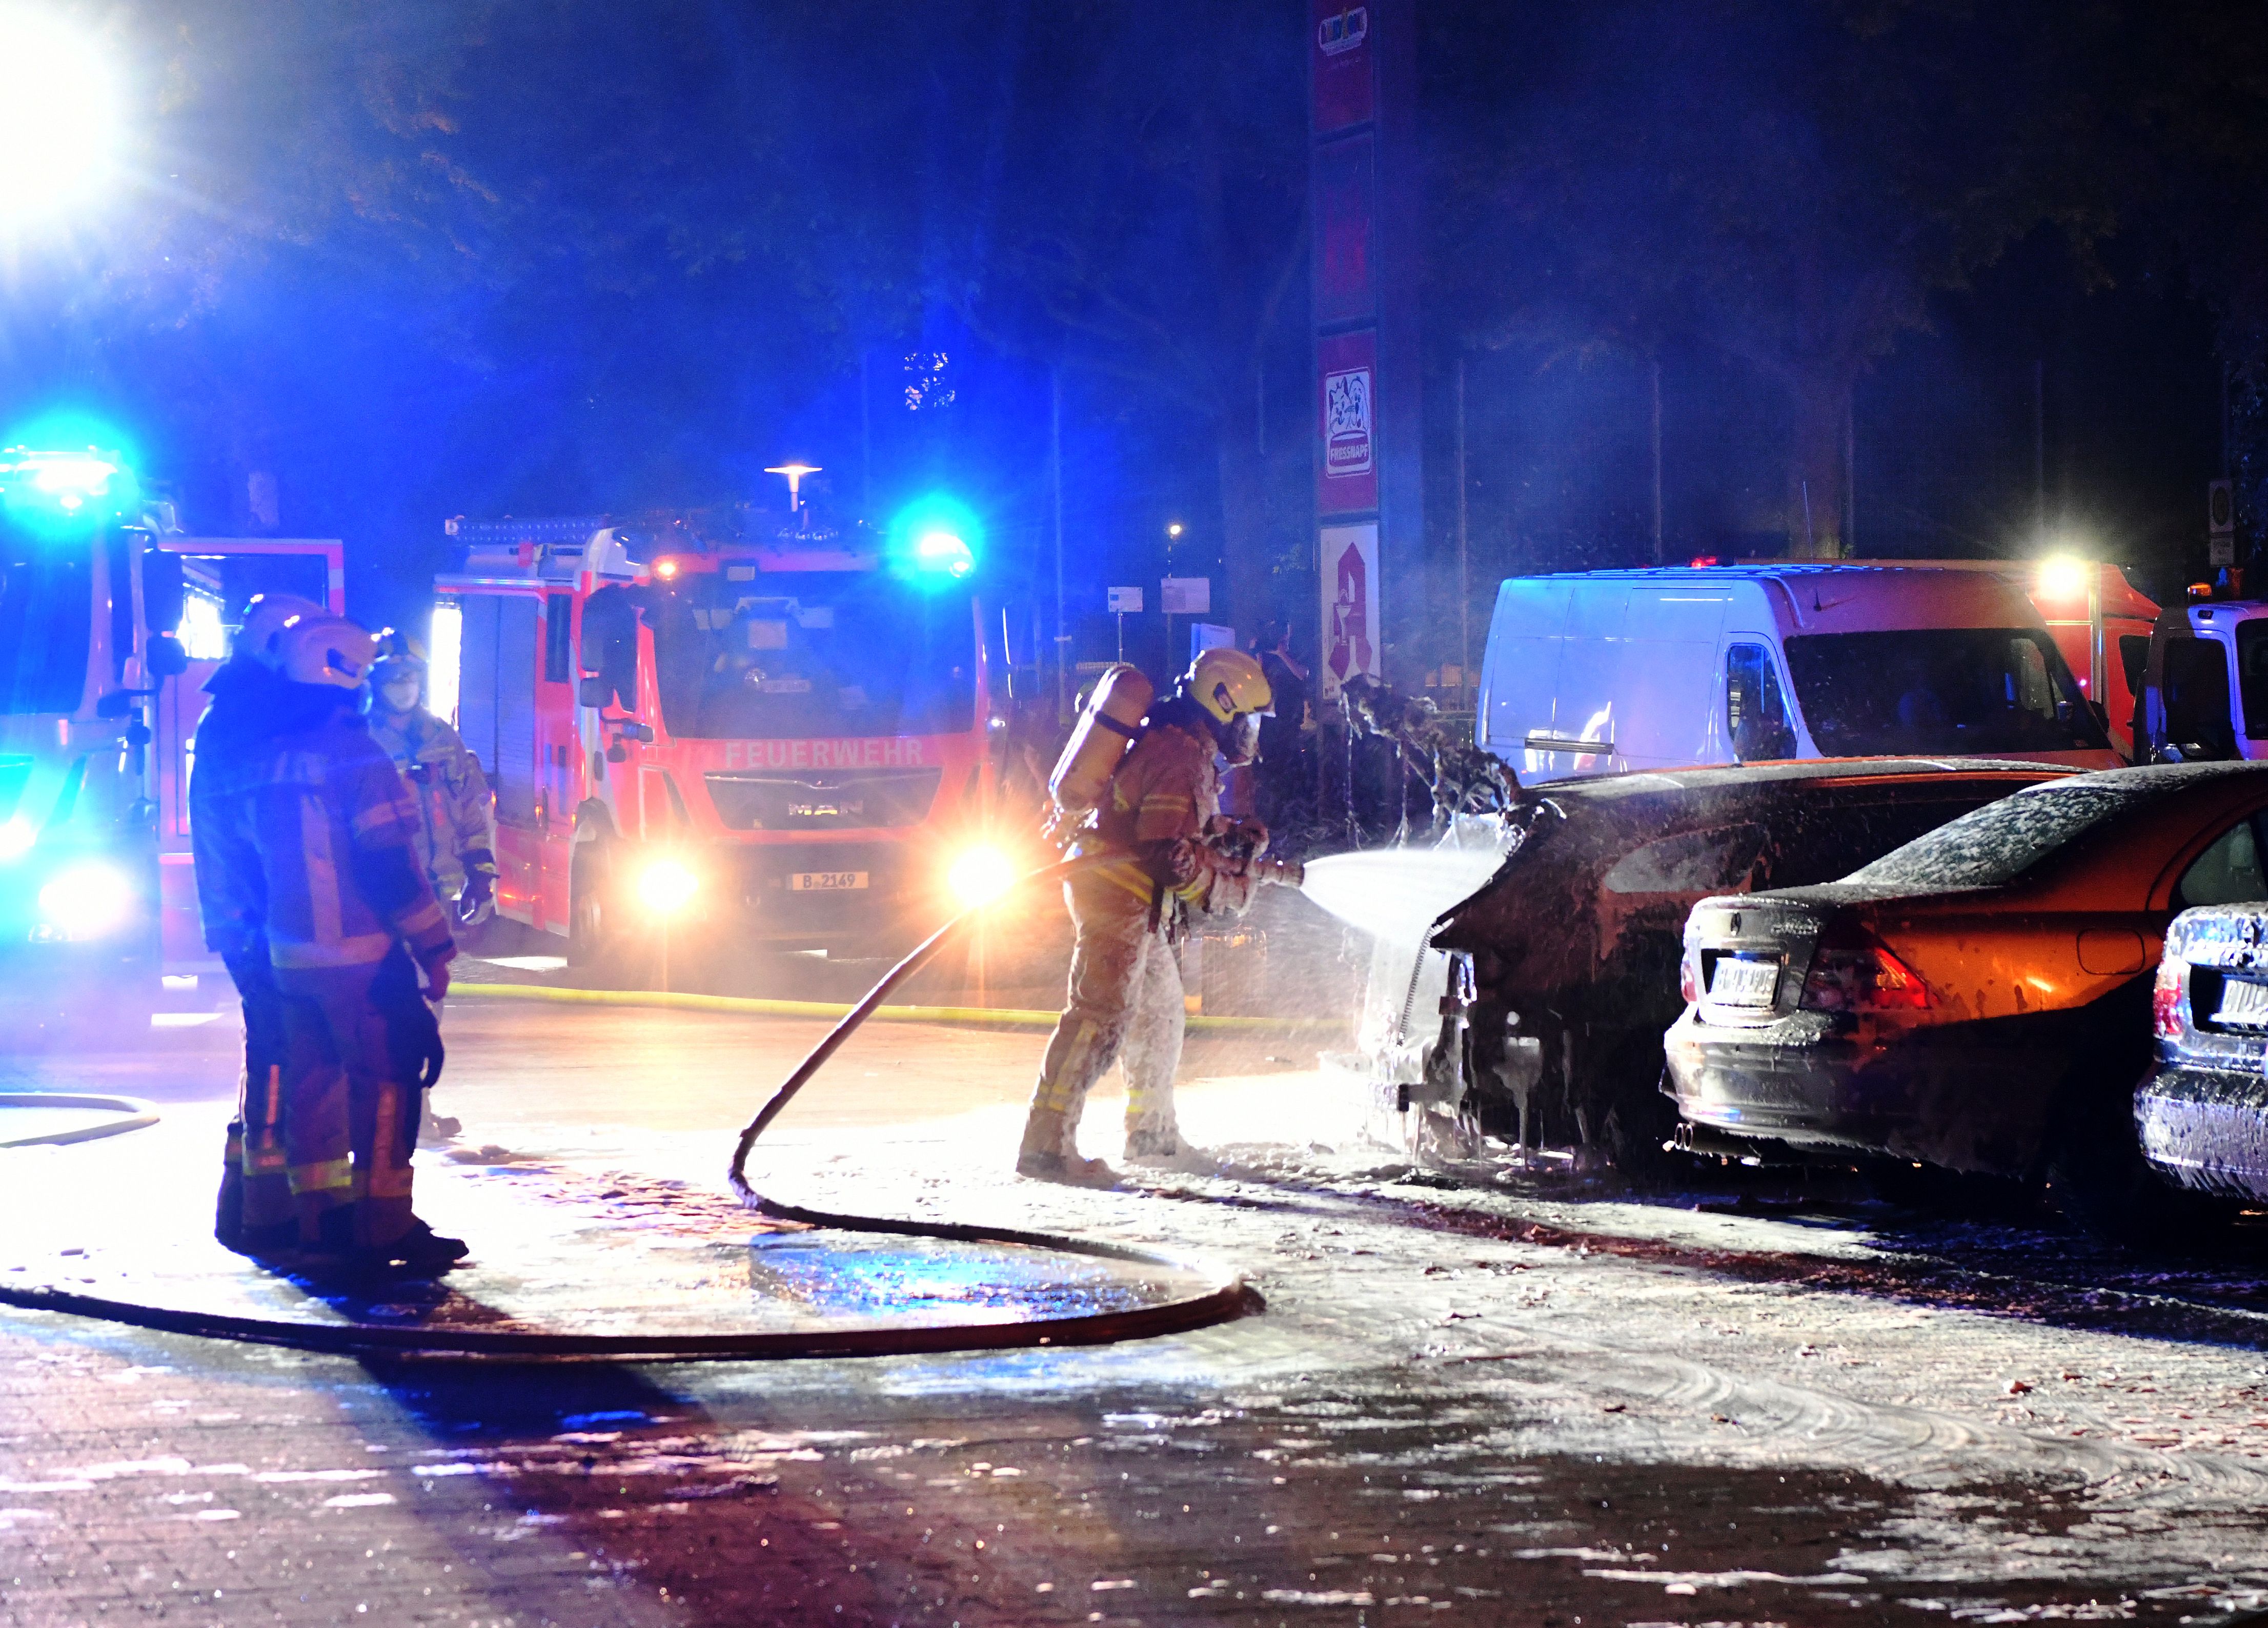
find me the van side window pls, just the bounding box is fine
[1726,644,1795,761]
[2162,636,2235,759]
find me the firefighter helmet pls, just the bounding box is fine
[372,628,428,678]
[238,593,326,668]
[1184,647,1272,724]
[276,617,380,691]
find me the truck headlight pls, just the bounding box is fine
[37,861,133,939]
[947,844,1018,910]
[636,857,699,916]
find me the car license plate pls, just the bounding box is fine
[2214,975,2268,1027]
[789,871,868,892]
[1709,955,1780,1008]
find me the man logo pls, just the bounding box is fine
[1318,6,1368,56]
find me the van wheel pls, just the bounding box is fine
[567,836,614,968]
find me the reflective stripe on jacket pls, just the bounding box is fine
[248,707,454,970]
[1081,715,1250,914]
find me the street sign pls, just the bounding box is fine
[1107,586,1144,614]
[1161,577,1210,615]
[2211,479,2235,536]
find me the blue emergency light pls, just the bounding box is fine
[885,493,981,585]
[0,434,138,535]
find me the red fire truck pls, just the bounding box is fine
[435,506,1013,961]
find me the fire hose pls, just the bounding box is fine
[727,844,1303,1222]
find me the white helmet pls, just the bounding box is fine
[238,593,326,668]
[275,617,379,691]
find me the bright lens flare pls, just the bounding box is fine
[636,858,699,916]
[0,10,121,225]
[0,816,33,860]
[947,845,1018,910]
[915,530,974,578]
[2036,556,2088,600]
[37,861,132,938]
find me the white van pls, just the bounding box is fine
[1475,564,2124,786]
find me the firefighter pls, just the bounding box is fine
[250,617,463,1272]
[366,632,498,930]
[1017,647,1277,1179]
[198,593,326,1256]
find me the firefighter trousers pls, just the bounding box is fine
[275,959,419,1249]
[1022,874,1187,1155]
[217,950,294,1245]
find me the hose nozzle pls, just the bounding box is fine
[1250,855,1305,888]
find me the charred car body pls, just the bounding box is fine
[1664,762,2268,1232]
[1426,758,2074,1166]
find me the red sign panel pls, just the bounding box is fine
[1311,1,1373,132]
[1317,327,1379,516]
[1314,135,1374,325]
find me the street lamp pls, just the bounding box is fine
[0,8,121,226]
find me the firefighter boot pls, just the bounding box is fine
[1015,1111,1111,1185]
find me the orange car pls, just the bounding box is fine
[1663,762,2268,1226]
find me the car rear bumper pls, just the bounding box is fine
[1663,1007,2071,1176]
[2136,1063,2268,1202]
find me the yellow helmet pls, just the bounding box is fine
[276,617,380,691]
[1185,646,1272,724]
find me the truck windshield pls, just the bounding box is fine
[649,570,976,740]
[0,532,92,716]
[1782,628,2107,757]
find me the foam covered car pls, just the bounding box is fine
[2133,900,2268,1219]
[1427,757,2074,1167]
[1664,762,2268,1232]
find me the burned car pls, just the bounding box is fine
[2132,900,2268,1227]
[1428,758,2073,1169]
[1664,762,2268,1235]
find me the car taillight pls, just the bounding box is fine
[1679,950,1699,1005]
[2152,958,2185,1039]
[1798,926,1930,1014]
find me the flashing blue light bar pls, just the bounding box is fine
[886,493,983,586]
[0,444,138,534]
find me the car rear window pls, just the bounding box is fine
[1845,778,2173,890]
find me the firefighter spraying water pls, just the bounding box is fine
[1017,647,1305,1181]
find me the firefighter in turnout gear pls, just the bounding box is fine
[367,632,498,928]
[1018,647,1281,1180]
[244,617,464,1272]
[198,593,327,1256]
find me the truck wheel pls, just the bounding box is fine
[567,837,614,968]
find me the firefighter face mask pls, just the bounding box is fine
[1223,710,1262,766]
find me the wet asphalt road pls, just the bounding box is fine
[5,965,2268,1624]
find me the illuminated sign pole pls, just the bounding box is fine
[1310,0,1422,707]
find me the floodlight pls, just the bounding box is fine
[0,9,121,225]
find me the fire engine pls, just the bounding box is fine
[0,437,343,1024]
[434,501,1014,961]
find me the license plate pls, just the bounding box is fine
[788,871,868,892]
[1709,955,1781,1008]
[2214,975,2268,1027]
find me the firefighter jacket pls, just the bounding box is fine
[1083,697,1255,918]
[190,658,287,962]
[367,707,496,901]
[231,692,456,971]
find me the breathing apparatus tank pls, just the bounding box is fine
[1045,663,1155,845]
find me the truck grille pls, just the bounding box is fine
[704,768,942,831]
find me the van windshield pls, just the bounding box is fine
[647,569,976,740]
[1782,628,2106,757]
[0,526,92,716]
